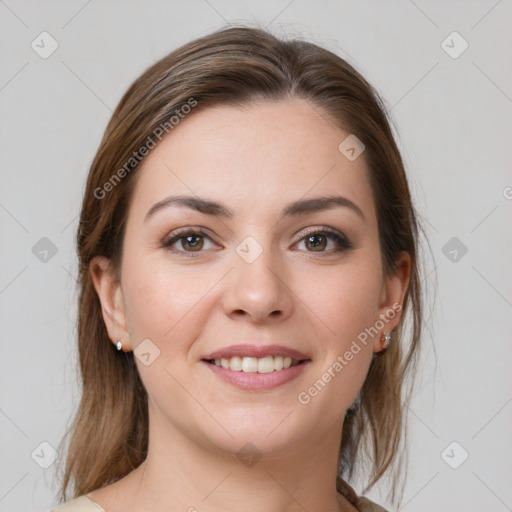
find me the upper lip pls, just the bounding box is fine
[202,344,310,361]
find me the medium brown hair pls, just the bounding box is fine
[57,25,425,507]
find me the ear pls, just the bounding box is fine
[373,251,411,353]
[89,256,131,351]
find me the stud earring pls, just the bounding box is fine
[116,340,123,351]
[380,331,392,352]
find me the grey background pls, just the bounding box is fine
[0,1,511,511]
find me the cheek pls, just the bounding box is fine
[298,279,379,421]
[309,257,383,342]
[121,245,172,337]
[121,251,219,352]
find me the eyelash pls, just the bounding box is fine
[162,226,353,257]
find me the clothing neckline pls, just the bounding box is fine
[86,479,371,512]
[85,494,107,512]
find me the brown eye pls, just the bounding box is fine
[295,228,352,254]
[305,234,327,251]
[163,228,217,255]
[180,235,204,251]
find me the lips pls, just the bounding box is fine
[201,344,311,390]
[202,344,310,361]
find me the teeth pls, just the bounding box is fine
[257,356,274,373]
[230,356,242,372]
[213,355,299,373]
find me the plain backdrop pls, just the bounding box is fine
[0,1,511,511]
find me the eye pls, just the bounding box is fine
[162,226,352,257]
[162,228,217,255]
[294,227,352,254]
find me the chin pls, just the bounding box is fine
[201,405,317,454]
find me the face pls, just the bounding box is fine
[92,98,409,458]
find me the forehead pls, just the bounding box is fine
[128,98,376,226]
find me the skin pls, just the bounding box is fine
[89,98,410,512]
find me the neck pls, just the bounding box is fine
[124,411,353,512]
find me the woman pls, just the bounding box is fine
[53,25,424,512]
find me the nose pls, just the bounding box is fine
[221,242,294,324]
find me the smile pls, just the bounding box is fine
[201,344,311,390]
[207,355,302,373]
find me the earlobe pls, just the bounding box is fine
[89,256,131,351]
[374,251,411,353]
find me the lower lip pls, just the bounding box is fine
[203,360,310,390]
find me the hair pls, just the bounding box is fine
[57,24,426,507]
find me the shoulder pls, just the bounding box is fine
[51,495,107,512]
[356,495,390,512]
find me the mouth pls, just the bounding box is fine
[201,344,311,390]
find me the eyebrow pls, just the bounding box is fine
[144,194,365,222]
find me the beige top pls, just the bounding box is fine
[51,495,106,511]
[51,480,389,512]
